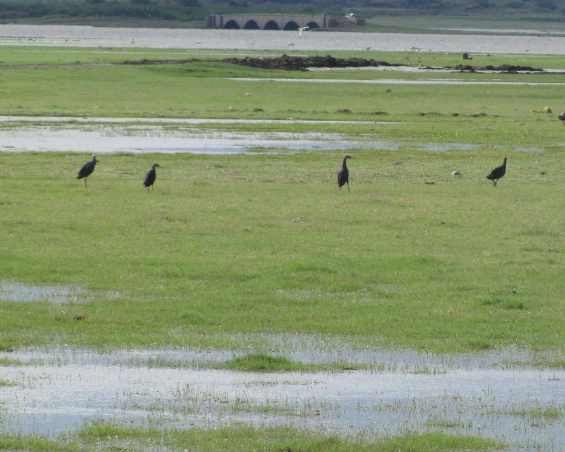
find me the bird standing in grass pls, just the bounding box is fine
[486,158,507,187]
[337,155,352,191]
[77,153,97,188]
[143,163,160,191]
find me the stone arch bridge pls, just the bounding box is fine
[205,14,328,30]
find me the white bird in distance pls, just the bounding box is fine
[299,26,309,37]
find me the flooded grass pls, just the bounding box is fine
[425,419,471,428]
[217,353,364,373]
[511,359,565,370]
[504,406,564,419]
[0,282,84,303]
[214,353,310,372]
[0,346,563,449]
[0,357,25,366]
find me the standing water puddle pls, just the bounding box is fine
[0,124,486,154]
[230,77,565,86]
[0,281,119,303]
[0,282,84,303]
[0,125,389,154]
[0,346,563,451]
[0,122,539,154]
[0,116,382,125]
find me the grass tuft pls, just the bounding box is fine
[220,353,314,372]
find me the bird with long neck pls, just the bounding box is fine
[143,163,160,192]
[486,157,507,187]
[76,153,97,188]
[337,154,352,192]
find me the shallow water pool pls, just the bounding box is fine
[0,346,563,451]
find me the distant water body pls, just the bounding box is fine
[0,24,564,54]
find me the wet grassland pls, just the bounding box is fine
[0,45,564,450]
[0,46,564,353]
[1,147,565,354]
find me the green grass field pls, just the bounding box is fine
[0,426,504,452]
[0,46,564,357]
[0,147,563,354]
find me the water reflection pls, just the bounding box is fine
[0,346,563,451]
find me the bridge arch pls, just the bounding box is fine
[263,20,280,30]
[283,21,299,30]
[207,14,328,30]
[223,20,240,29]
[243,20,260,30]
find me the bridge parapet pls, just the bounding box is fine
[205,14,328,30]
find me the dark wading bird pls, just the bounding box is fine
[337,154,352,191]
[77,153,97,188]
[143,163,160,191]
[486,157,507,187]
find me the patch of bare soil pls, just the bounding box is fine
[222,54,402,71]
[120,55,402,71]
[451,64,544,72]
